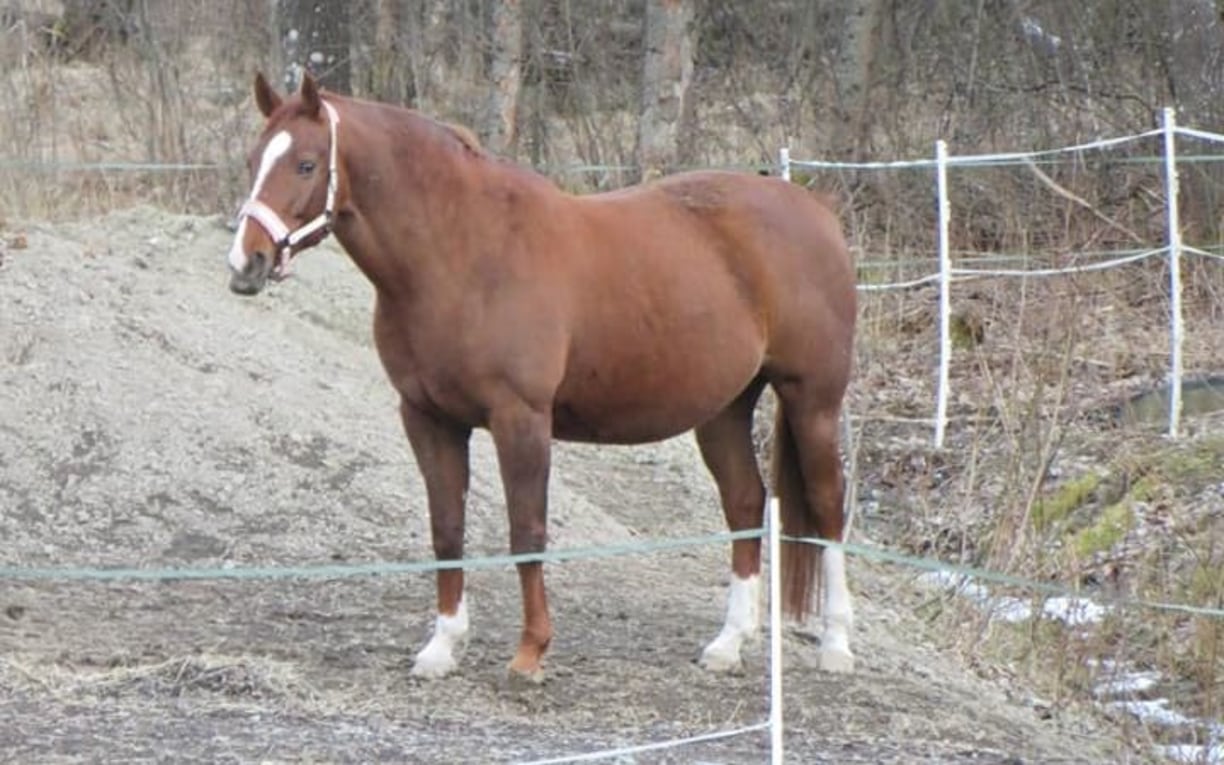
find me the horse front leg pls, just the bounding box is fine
[489,403,553,682]
[400,400,472,679]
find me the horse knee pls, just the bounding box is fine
[730,484,766,519]
[510,521,547,554]
[430,521,465,559]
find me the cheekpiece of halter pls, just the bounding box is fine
[238,100,341,265]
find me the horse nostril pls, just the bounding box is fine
[229,250,270,296]
[229,277,260,296]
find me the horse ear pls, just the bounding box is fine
[299,73,322,119]
[254,72,281,118]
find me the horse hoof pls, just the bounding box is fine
[699,646,744,674]
[410,651,458,679]
[507,662,546,686]
[818,647,855,674]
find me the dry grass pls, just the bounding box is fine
[849,254,1224,748]
[2,652,321,708]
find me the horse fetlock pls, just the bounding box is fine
[411,628,468,678]
[507,644,547,683]
[411,599,469,678]
[817,613,854,673]
[411,639,461,678]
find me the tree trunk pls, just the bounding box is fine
[1168,0,1224,126]
[405,0,451,113]
[60,0,135,60]
[1168,0,1224,239]
[277,0,352,94]
[832,0,887,160]
[370,0,413,103]
[636,0,695,182]
[481,0,524,156]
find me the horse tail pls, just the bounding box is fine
[772,402,818,622]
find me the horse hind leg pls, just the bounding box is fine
[773,386,854,673]
[695,380,767,673]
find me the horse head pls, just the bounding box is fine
[227,72,340,296]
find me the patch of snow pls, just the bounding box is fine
[917,572,1107,625]
[1109,699,1194,728]
[1154,743,1223,765]
[1093,671,1161,699]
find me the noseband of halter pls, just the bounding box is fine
[239,100,340,263]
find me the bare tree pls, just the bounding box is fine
[59,0,136,59]
[276,0,351,93]
[1166,0,1224,237]
[482,0,524,156]
[832,0,887,160]
[404,0,450,113]
[369,0,413,104]
[636,0,695,180]
[1167,0,1224,126]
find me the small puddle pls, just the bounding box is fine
[1114,376,1224,426]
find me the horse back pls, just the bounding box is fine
[570,170,854,337]
[541,171,854,441]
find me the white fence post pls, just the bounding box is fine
[779,146,791,182]
[1162,107,1184,439]
[768,497,784,765]
[934,140,952,449]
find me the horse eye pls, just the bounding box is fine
[297,160,316,175]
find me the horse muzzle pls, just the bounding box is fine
[229,250,272,296]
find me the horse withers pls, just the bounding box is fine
[226,73,857,682]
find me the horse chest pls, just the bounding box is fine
[373,313,491,421]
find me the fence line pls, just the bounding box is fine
[785,107,1223,446]
[857,243,1224,273]
[5,500,1222,761]
[10,514,1219,619]
[515,722,772,764]
[0,528,765,582]
[950,247,1163,279]
[1185,245,1224,262]
[785,535,1224,621]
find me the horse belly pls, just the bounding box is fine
[551,398,713,444]
[551,333,762,444]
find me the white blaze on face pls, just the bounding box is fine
[227,130,294,273]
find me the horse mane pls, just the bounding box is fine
[317,89,483,156]
[440,121,483,154]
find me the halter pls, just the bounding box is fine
[238,100,340,271]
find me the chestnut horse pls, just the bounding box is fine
[227,73,857,682]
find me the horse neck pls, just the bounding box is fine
[332,104,485,303]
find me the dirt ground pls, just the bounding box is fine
[0,209,1132,763]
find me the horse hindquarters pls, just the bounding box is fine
[772,397,855,672]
